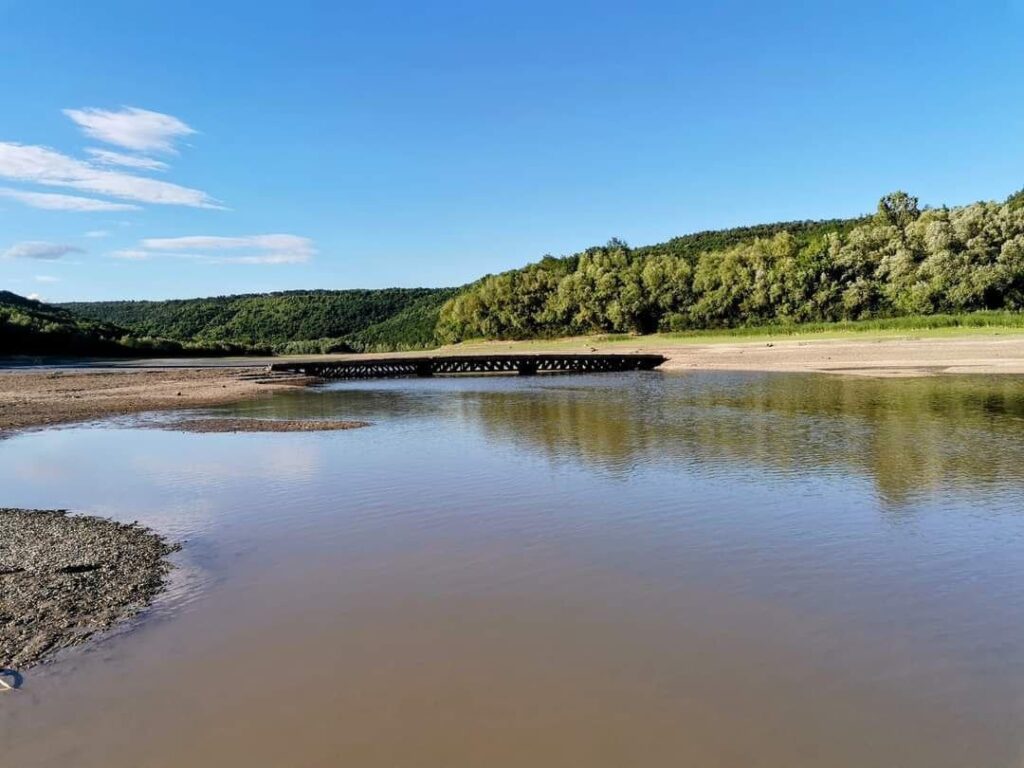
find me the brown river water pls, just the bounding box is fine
[3,371,1024,767]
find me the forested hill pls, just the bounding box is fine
[0,291,146,356]
[436,190,1024,342]
[0,291,261,357]
[47,187,1024,355]
[63,288,459,354]
[61,218,868,354]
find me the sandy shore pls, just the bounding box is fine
[0,367,310,437]
[439,333,1024,378]
[645,335,1024,377]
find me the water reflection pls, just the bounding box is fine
[235,372,1024,505]
[474,373,1024,504]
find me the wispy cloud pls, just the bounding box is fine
[138,234,316,264]
[2,241,84,260]
[0,142,221,208]
[0,186,140,212]
[64,106,196,153]
[34,275,59,283]
[85,148,169,171]
[110,249,151,261]
[83,229,111,238]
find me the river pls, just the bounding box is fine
[3,371,1024,766]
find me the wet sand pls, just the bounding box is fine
[0,508,179,670]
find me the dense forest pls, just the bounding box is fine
[436,191,1024,341]
[64,288,457,354]
[1,290,128,356]
[0,291,255,357]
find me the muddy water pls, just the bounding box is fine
[3,371,1024,767]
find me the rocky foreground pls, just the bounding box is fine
[0,508,179,670]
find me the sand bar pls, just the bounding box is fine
[0,367,311,437]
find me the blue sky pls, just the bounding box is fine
[2,0,1023,302]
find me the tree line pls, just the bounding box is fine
[436,191,1024,341]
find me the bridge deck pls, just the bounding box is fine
[269,353,666,380]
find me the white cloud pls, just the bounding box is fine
[110,249,151,260]
[216,252,310,265]
[139,234,316,264]
[26,293,42,301]
[0,186,140,212]
[85,148,169,171]
[2,241,84,260]
[64,106,196,153]
[84,229,111,238]
[0,142,221,208]
[34,275,59,283]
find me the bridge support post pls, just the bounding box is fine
[517,360,538,376]
[415,360,434,377]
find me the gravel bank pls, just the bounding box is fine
[155,417,370,433]
[0,508,179,670]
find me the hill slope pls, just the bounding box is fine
[1,291,262,358]
[0,291,138,357]
[63,288,456,353]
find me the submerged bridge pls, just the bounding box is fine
[269,353,667,380]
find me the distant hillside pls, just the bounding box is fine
[0,291,260,358]
[347,288,460,352]
[0,291,137,357]
[63,288,457,353]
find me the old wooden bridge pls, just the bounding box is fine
[269,353,667,380]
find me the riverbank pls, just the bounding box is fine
[0,508,179,670]
[0,368,309,437]
[646,335,1024,377]
[447,331,1024,377]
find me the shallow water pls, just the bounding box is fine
[3,371,1024,767]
